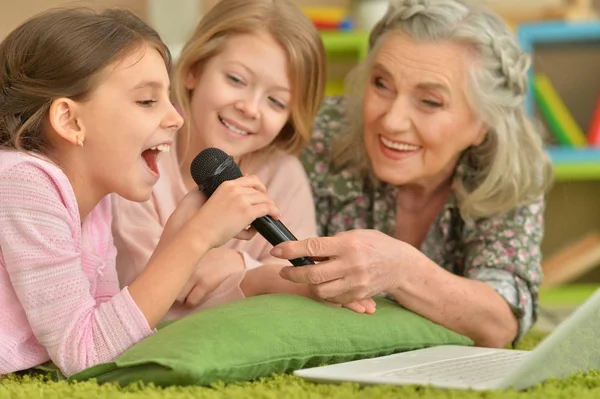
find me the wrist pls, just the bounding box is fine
[240,268,264,297]
[388,242,431,292]
[179,222,214,259]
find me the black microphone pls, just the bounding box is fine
[190,147,315,267]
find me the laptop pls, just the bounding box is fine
[294,288,600,391]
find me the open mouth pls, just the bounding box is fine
[218,115,252,136]
[380,136,421,152]
[141,144,170,176]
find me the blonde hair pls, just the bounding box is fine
[174,0,327,165]
[333,0,553,222]
[0,8,170,156]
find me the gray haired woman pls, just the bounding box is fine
[270,0,553,348]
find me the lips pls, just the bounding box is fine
[218,115,253,136]
[380,136,420,151]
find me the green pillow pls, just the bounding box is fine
[68,294,472,386]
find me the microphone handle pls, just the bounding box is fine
[251,216,315,266]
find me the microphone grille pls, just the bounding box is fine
[190,147,242,197]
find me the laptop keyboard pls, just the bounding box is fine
[380,351,529,385]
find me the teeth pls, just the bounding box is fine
[149,144,171,152]
[220,117,248,136]
[380,136,420,151]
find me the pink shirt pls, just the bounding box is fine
[112,147,317,320]
[0,151,152,377]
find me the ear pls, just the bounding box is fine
[48,98,84,147]
[184,64,201,90]
[473,122,488,146]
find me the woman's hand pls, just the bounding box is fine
[270,229,411,305]
[240,263,378,314]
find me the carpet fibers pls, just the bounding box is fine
[3,330,600,398]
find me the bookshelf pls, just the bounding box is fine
[547,147,600,181]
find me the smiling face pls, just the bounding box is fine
[362,32,487,188]
[72,43,183,202]
[183,30,292,160]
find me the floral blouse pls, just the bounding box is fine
[301,97,545,344]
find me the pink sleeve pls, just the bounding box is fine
[111,194,163,288]
[0,164,152,377]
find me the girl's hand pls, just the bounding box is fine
[190,175,280,249]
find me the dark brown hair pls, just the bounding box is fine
[0,8,171,155]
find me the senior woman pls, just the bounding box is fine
[270,0,553,348]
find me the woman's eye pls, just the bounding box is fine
[422,100,442,108]
[373,77,387,90]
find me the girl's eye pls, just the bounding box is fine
[137,100,156,107]
[227,74,244,84]
[269,97,286,110]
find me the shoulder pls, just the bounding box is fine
[253,150,309,190]
[300,97,345,186]
[0,150,77,211]
[0,150,81,235]
[305,96,347,159]
[462,196,545,241]
[301,97,368,201]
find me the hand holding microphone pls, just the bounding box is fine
[190,148,315,266]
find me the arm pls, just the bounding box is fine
[0,165,154,376]
[388,198,545,347]
[386,251,520,348]
[273,198,545,347]
[2,165,274,376]
[224,155,320,298]
[111,193,163,288]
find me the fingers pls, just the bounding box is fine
[356,298,377,314]
[176,280,195,305]
[234,227,257,241]
[184,283,211,308]
[222,175,268,193]
[243,201,280,222]
[271,236,342,261]
[213,181,281,221]
[342,301,366,314]
[342,299,377,314]
[278,261,346,285]
[241,192,281,220]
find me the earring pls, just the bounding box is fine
[76,136,84,148]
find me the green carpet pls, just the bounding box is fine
[3,329,600,398]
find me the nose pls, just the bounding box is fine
[382,96,411,134]
[234,93,261,120]
[163,102,184,132]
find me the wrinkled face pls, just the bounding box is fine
[184,30,292,159]
[362,32,486,187]
[75,43,183,202]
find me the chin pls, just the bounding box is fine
[371,164,410,186]
[117,186,153,203]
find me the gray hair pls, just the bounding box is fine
[333,0,553,222]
